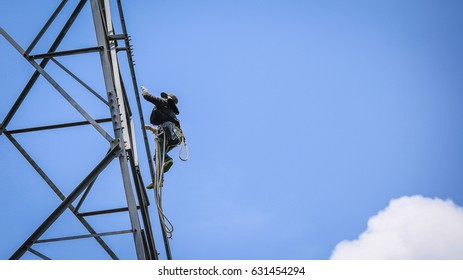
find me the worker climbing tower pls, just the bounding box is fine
[0,0,171,259]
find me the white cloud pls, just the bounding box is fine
[330,195,463,259]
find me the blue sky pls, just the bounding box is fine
[1,0,463,260]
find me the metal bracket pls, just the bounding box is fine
[108,34,126,40]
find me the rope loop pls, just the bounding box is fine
[144,123,189,239]
[175,125,189,161]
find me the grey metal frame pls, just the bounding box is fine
[1,0,169,260]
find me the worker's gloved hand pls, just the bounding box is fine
[141,86,148,96]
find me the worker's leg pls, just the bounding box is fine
[159,122,180,172]
[161,122,180,147]
[157,129,174,173]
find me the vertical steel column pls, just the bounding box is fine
[89,0,146,259]
[116,0,162,260]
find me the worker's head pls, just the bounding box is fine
[161,92,178,104]
[161,92,180,115]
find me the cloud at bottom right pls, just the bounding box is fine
[330,195,463,259]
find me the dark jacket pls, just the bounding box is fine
[143,93,180,126]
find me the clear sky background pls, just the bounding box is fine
[1,0,463,260]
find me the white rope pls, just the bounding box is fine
[145,124,174,239]
[175,125,189,161]
[154,129,174,239]
[145,123,188,239]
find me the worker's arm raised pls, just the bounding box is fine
[141,86,163,106]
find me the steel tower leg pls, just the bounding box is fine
[1,0,160,260]
[115,0,172,260]
[89,0,145,260]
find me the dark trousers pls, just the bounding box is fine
[155,121,179,162]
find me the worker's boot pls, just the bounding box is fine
[163,155,174,173]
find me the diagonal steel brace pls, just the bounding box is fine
[0,27,113,143]
[9,142,121,260]
[4,132,119,259]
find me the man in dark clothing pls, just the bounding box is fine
[141,86,181,174]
